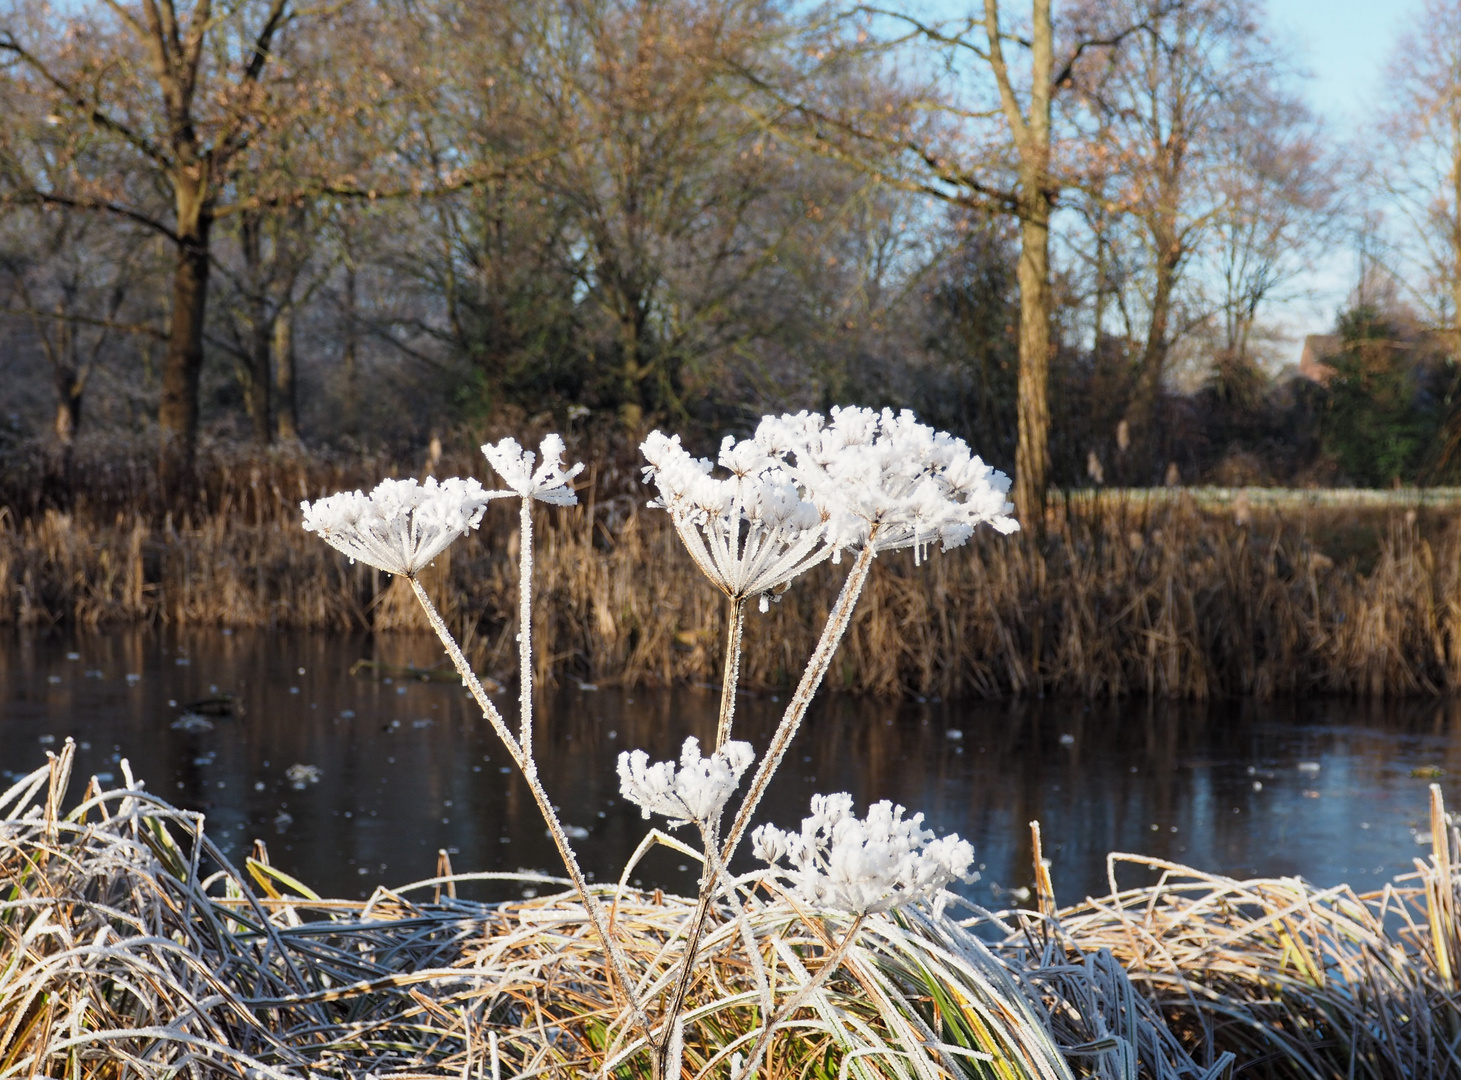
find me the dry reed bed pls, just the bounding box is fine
[1,742,1236,1079]
[1044,787,1461,1078]
[9,473,1461,698]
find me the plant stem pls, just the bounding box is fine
[518,497,534,758]
[737,914,866,1080]
[721,542,878,865]
[655,822,723,1078]
[715,597,746,750]
[408,575,653,1048]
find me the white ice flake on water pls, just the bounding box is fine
[301,477,495,576]
[641,430,829,609]
[752,793,975,915]
[617,737,755,827]
[753,407,1019,561]
[482,434,584,506]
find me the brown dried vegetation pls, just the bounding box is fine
[7,443,1461,699]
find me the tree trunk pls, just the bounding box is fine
[1013,186,1053,524]
[274,302,298,440]
[1125,228,1179,473]
[53,364,82,446]
[158,207,213,494]
[242,213,273,444]
[342,259,359,437]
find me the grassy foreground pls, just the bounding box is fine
[4,741,1460,1078]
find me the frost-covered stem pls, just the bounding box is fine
[409,576,520,759]
[409,575,652,1045]
[656,819,725,1078]
[737,915,866,1080]
[722,541,878,865]
[715,597,746,750]
[517,497,534,758]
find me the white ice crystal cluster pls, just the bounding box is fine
[751,794,975,915]
[300,477,493,576]
[641,431,829,611]
[617,737,756,828]
[482,434,584,505]
[755,406,1019,561]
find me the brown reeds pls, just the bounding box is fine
[9,437,1461,698]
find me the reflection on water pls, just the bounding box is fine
[2,626,1458,905]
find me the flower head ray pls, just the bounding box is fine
[483,434,585,505]
[301,477,493,576]
[752,794,975,914]
[642,431,829,609]
[617,737,755,828]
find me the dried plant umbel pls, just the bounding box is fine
[300,410,1018,1080]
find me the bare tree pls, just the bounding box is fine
[1378,0,1461,355]
[0,0,362,486]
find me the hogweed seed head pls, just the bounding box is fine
[752,793,975,914]
[301,477,493,576]
[617,737,755,828]
[754,407,1019,562]
[482,433,584,505]
[641,430,828,608]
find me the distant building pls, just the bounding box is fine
[1298,334,1341,385]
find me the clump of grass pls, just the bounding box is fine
[2,741,1243,1079]
[1036,785,1461,1079]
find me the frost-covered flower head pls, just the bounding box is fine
[641,430,829,611]
[755,407,1019,562]
[752,793,975,914]
[482,433,584,506]
[618,737,756,828]
[301,477,493,576]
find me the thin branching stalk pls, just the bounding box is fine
[716,597,746,750]
[409,574,654,1048]
[722,541,879,864]
[517,498,534,757]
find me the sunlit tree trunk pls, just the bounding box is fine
[275,301,299,440]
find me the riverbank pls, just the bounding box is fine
[5,743,1457,1078]
[7,438,1461,698]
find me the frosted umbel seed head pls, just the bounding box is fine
[617,737,755,828]
[754,407,1019,562]
[641,430,829,609]
[752,794,975,914]
[301,477,493,576]
[482,433,584,505]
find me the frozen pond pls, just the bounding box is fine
[2,627,1457,904]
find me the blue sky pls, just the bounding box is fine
[1267,0,1422,349]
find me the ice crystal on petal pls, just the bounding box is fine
[753,407,1019,560]
[617,737,755,827]
[641,430,828,606]
[482,433,585,505]
[301,477,493,576]
[753,794,975,914]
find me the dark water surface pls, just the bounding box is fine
[2,627,1458,905]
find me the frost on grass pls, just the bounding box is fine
[482,434,584,505]
[752,793,975,914]
[755,406,1019,562]
[641,431,829,611]
[300,477,494,576]
[617,737,755,828]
